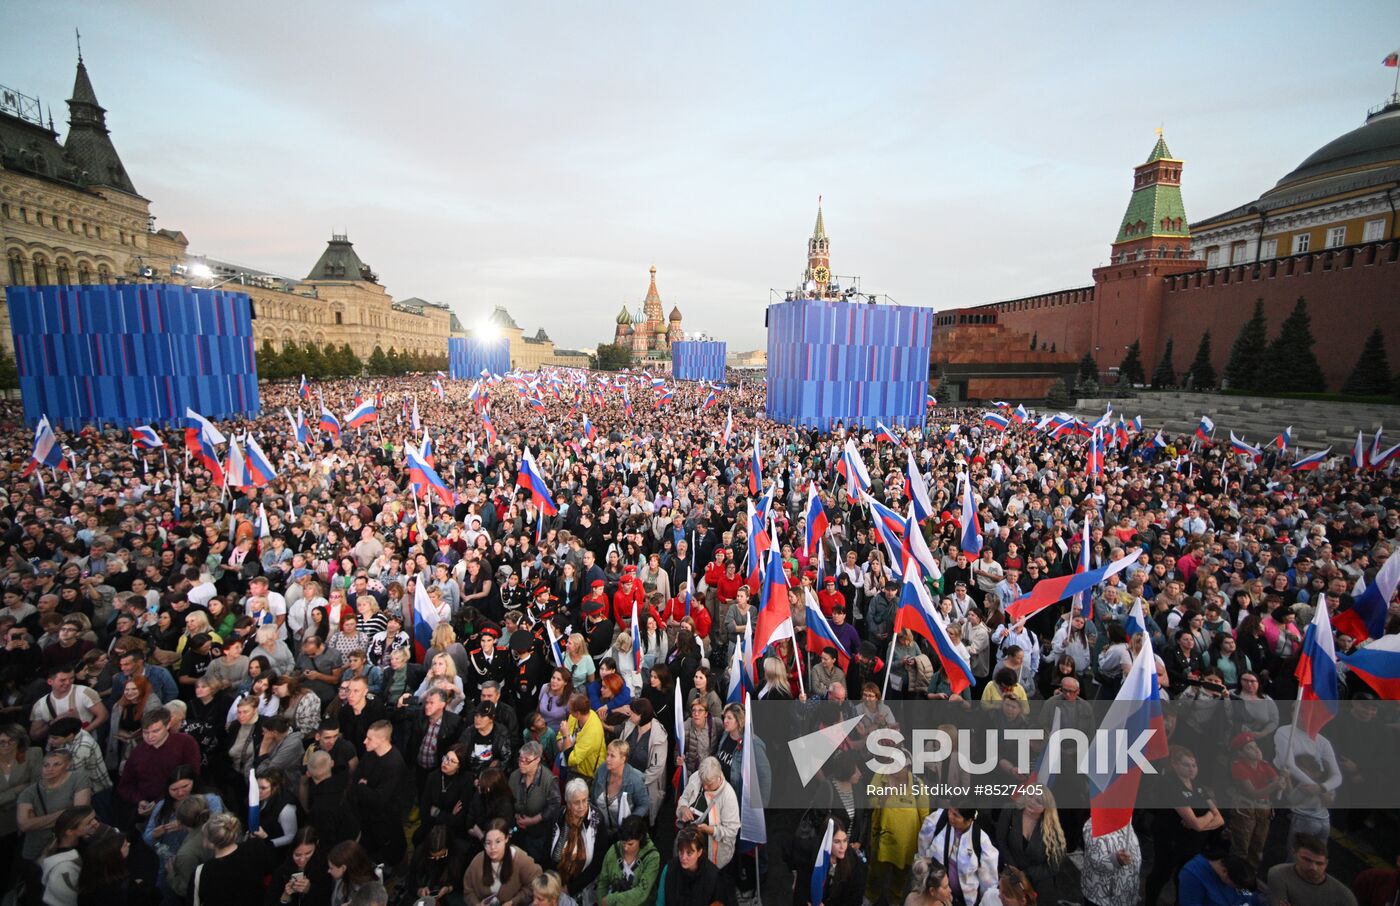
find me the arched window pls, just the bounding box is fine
[32,256,49,285]
[7,252,24,286]
[97,264,110,284]
[55,260,71,286]
[77,262,91,285]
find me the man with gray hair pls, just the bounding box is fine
[348,881,388,906]
[510,739,561,862]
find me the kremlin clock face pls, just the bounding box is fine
[813,265,830,283]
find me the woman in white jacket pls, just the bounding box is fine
[674,756,740,869]
[40,805,100,906]
[915,807,1001,906]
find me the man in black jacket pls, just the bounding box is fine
[404,688,462,792]
[352,720,407,869]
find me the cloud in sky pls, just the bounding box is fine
[6,1,1396,350]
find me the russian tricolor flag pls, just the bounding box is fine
[809,819,836,906]
[1086,427,1104,476]
[184,409,225,483]
[1087,623,1167,837]
[1229,432,1262,460]
[722,407,733,446]
[837,439,871,504]
[623,388,633,417]
[482,407,497,445]
[1008,546,1143,622]
[319,408,341,439]
[1289,447,1331,472]
[654,387,673,409]
[1340,633,1400,699]
[701,389,718,411]
[1275,425,1292,451]
[749,429,763,495]
[131,425,164,449]
[1194,415,1215,443]
[1011,403,1028,424]
[407,443,455,507]
[516,447,559,515]
[244,436,278,487]
[875,421,902,444]
[1351,431,1369,470]
[805,484,828,557]
[298,374,310,400]
[412,576,440,660]
[983,412,1010,431]
[893,569,973,695]
[958,474,982,558]
[1295,598,1340,739]
[804,599,851,670]
[904,448,934,523]
[224,437,250,489]
[631,598,643,672]
[754,547,795,662]
[23,416,69,477]
[431,379,445,401]
[285,408,310,446]
[582,414,596,443]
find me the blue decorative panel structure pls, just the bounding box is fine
[671,340,727,382]
[449,337,510,379]
[8,284,260,429]
[765,299,933,430]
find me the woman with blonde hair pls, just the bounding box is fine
[426,622,470,676]
[411,652,465,711]
[563,633,596,688]
[995,787,1069,902]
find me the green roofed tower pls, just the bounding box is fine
[1110,130,1192,264]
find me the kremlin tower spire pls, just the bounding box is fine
[802,196,836,299]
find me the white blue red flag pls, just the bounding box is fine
[837,439,871,504]
[318,407,341,439]
[1295,597,1340,739]
[904,448,934,523]
[1340,633,1400,699]
[1275,425,1292,451]
[345,399,377,429]
[185,408,226,481]
[894,568,973,694]
[959,474,982,557]
[298,375,309,400]
[23,416,68,477]
[722,407,733,446]
[224,437,250,489]
[412,576,440,659]
[748,429,763,495]
[1087,626,1167,837]
[1194,415,1215,443]
[1229,432,1262,460]
[244,436,278,487]
[874,421,902,444]
[482,407,497,445]
[407,444,454,507]
[809,819,836,906]
[701,389,718,411]
[1008,546,1143,622]
[1351,431,1369,470]
[804,600,851,670]
[1289,447,1331,472]
[805,484,828,557]
[1011,403,1028,424]
[1086,428,1104,476]
[582,414,596,443]
[517,448,559,515]
[1335,552,1400,643]
[983,412,1010,431]
[131,425,164,449]
[754,547,795,663]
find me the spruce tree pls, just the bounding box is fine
[279,341,306,379]
[367,345,389,375]
[1188,331,1216,389]
[0,346,17,391]
[1045,378,1072,408]
[1259,298,1326,393]
[1224,299,1267,390]
[302,341,327,379]
[1030,331,1038,351]
[1152,337,1176,389]
[1079,352,1099,383]
[1118,341,1146,385]
[1342,328,1391,396]
[340,344,363,376]
[256,340,283,380]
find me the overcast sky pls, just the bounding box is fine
[5,2,1397,351]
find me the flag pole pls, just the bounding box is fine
[879,632,898,701]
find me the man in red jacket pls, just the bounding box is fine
[116,707,200,822]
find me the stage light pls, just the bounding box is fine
[475,320,499,341]
[187,263,213,280]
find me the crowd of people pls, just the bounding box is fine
[0,367,1397,906]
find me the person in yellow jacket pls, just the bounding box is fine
[559,692,605,782]
[865,760,928,905]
